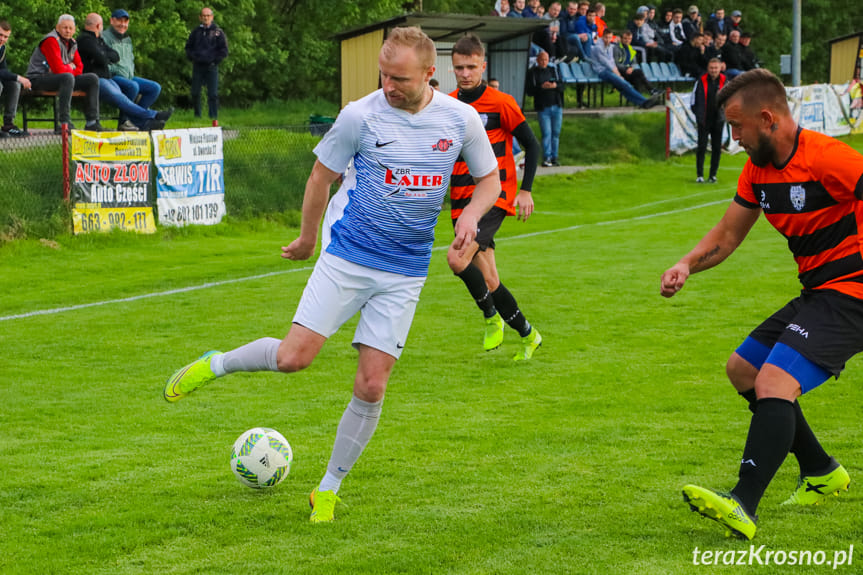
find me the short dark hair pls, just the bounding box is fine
[453,32,484,58]
[717,68,788,112]
[429,78,439,87]
[0,20,10,31]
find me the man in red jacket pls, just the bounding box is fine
[690,57,725,182]
[26,14,103,133]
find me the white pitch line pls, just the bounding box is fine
[0,199,727,323]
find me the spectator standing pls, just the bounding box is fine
[525,51,564,166]
[0,20,30,137]
[185,6,228,120]
[102,9,163,131]
[77,13,171,131]
[590,29,660,109]
[26,14,103,133]
[594,3,608,38]
[690,58,725,183]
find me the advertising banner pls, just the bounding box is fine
[70,131,156,234]
[668,82,862,156]
[152,128,226,226]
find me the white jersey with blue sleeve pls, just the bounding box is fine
[313,89,497,277]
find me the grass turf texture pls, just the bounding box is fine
[2,144,863,574]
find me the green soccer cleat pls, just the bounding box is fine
[782,459,850,506]
[164,350,222,402]
[682,484,757,540]
[309,488,342,523]
[484,313,505,351]
[513,327,542,361]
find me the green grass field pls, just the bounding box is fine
[2,146,863,574]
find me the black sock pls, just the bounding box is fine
[491,283,531,337]
[790,401,831,475]
[731,398,796,515]
[456,263,496,318]
[739,388,758,414]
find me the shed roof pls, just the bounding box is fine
[334,12,549,45]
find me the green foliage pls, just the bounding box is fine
[1,0,859,110]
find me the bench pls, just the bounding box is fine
[21,90,119,132]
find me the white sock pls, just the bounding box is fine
[318,395,383,494]
[211,337,280,376]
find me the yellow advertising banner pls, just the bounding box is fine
[72,205,157,234]
[71,131,151,162]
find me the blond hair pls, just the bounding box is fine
[381,26,436,70]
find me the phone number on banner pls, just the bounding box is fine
[73,206,156,234]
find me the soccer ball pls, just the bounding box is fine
[230,427,293,489]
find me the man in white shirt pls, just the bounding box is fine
[164,27,500,524]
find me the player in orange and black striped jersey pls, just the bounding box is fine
[662,69,863,540]
[447,33,543,360]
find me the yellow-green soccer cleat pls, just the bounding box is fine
[782,459,850,506]
[484,313,505,351]
[513,327,542,361]
[682,484,757,540]
[309,488,342,523]
[164,350,221,402]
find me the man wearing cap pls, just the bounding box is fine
[102,8,163,131]
[683,6,702,40]
[729,10,743,33]
[185,6,228,120]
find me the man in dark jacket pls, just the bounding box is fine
[0,20,31,137]
[690,58,725,183]
[526,51,564,167]
[185,7,228,120]
[77,13,171,131]
[721,29,744,78]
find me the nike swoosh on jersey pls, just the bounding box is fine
[376,140,396,147]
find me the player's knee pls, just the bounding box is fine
[446,249,467,274]
[276,349,313,373]
[726,352,758,392]
[354,378,387,403]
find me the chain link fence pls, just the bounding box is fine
[0,125,329,240]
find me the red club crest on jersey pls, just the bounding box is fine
[432,139,453,152]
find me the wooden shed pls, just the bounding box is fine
[334,13,548,109]
[828,31,863,84]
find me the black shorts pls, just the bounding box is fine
[452,206,507,251]
[748,289,863,377]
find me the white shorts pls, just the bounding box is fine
[292,252,426,359]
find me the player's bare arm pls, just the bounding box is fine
[281,160,341,261]
[660,201,760,297]
[452,168,501,256]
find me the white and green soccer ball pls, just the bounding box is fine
[230,427,293,489]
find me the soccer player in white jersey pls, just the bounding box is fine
[164,27,501,523]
